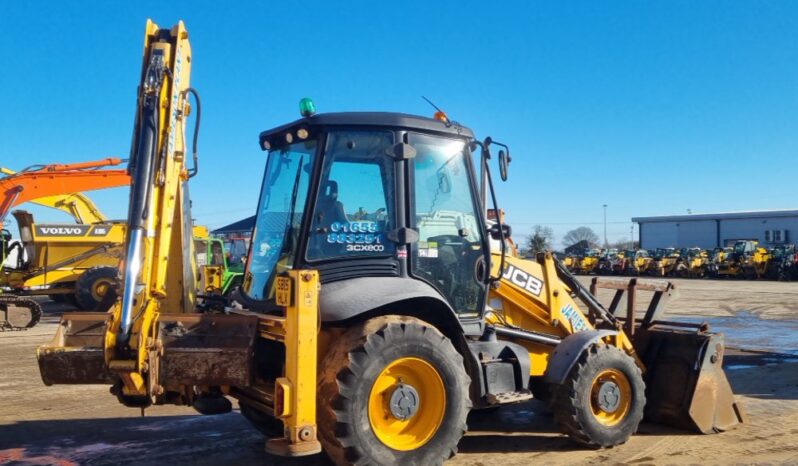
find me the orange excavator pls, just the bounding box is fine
[0,158,130,228]
[1,158,130,330]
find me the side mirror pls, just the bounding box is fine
[489,222,512,241]
[498,149,510,181]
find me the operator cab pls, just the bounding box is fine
[241,111,504,326]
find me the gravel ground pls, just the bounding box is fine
[1,277,796,465]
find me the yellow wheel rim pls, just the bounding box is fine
[368,357,446,451]
[91,278,113,301]
[590,368,632,427]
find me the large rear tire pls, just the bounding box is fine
[317,316,471,466]
[74,266,119,311]
[551,344,645,448]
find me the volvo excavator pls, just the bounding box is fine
[37,20,744,466]
[1,158,130,330]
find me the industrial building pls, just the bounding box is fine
[632,209,798,249]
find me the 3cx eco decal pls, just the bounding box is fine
[327,221,386,252]
[561,303,588,332]
[501,264,544,296]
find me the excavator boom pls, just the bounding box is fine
[0,158,129,229]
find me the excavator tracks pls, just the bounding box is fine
[0,295,43,331]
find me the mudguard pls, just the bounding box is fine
[543,329,618,385]
[319,276,457,323]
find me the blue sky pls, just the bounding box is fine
[1,1,796,248]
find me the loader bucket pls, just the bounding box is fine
[37,312,114,385]
[635,326,746,433]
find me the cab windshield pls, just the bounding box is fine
[245,139,317,300]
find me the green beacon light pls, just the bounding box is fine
[299,98,316,117]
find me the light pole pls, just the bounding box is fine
[603,204,608,247]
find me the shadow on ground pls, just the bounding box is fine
[0,411,330,466]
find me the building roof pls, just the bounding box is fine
[632,209,798,223]
[213,215,255,234]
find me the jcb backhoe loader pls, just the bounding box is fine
[674,248,709,278]
[624,249,654,276]
[738,241,771,279]
[767,244,797,281]
[650,247,679,276]
[572,248,601,274]
[37,20,743,466]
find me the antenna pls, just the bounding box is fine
[421,96,459,129]
[422,96,445,114]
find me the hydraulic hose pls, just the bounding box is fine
[183,88,201,178]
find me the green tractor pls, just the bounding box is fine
[195,236,244,296]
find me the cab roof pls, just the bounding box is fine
[259,112,475,150]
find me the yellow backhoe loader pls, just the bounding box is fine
[650,247,679,277]
[674,248,710,278]
[709,241,769,279]
[569,248,601,274]
[37,20,744,466]
[624,249,654,276]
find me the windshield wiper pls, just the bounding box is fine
[280,155,305,256]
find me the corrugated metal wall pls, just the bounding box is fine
[720,218,798,246]
[640,216,798,248]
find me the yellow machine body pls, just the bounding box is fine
[486,253,638,375]
[1,211,124,293]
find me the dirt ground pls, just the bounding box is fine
[1,277,797,465]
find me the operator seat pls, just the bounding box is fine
[315,180,347,228]
[310,180,348,257]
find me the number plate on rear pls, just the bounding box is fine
[275,276,292,307]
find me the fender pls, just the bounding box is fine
[543,329,618,385]
[319,276,458,324]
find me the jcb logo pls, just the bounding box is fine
[501,264,544,296]
[35,225,89,237]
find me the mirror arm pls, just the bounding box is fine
[484,160,506,285]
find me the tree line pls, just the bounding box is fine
[523,225,637,256]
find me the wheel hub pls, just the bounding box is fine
[389,383,420,420]
[596,380,621,413]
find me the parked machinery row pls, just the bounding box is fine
[564,240,798,280]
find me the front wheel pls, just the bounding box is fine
[317,316,471,466]
[551,344,645,448]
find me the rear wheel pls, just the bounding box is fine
[552,344,645,448]
[318,316,471,466]
[75,266,119,311]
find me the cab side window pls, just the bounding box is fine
[307,131,396,260]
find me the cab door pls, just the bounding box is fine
[408,132,488,316]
